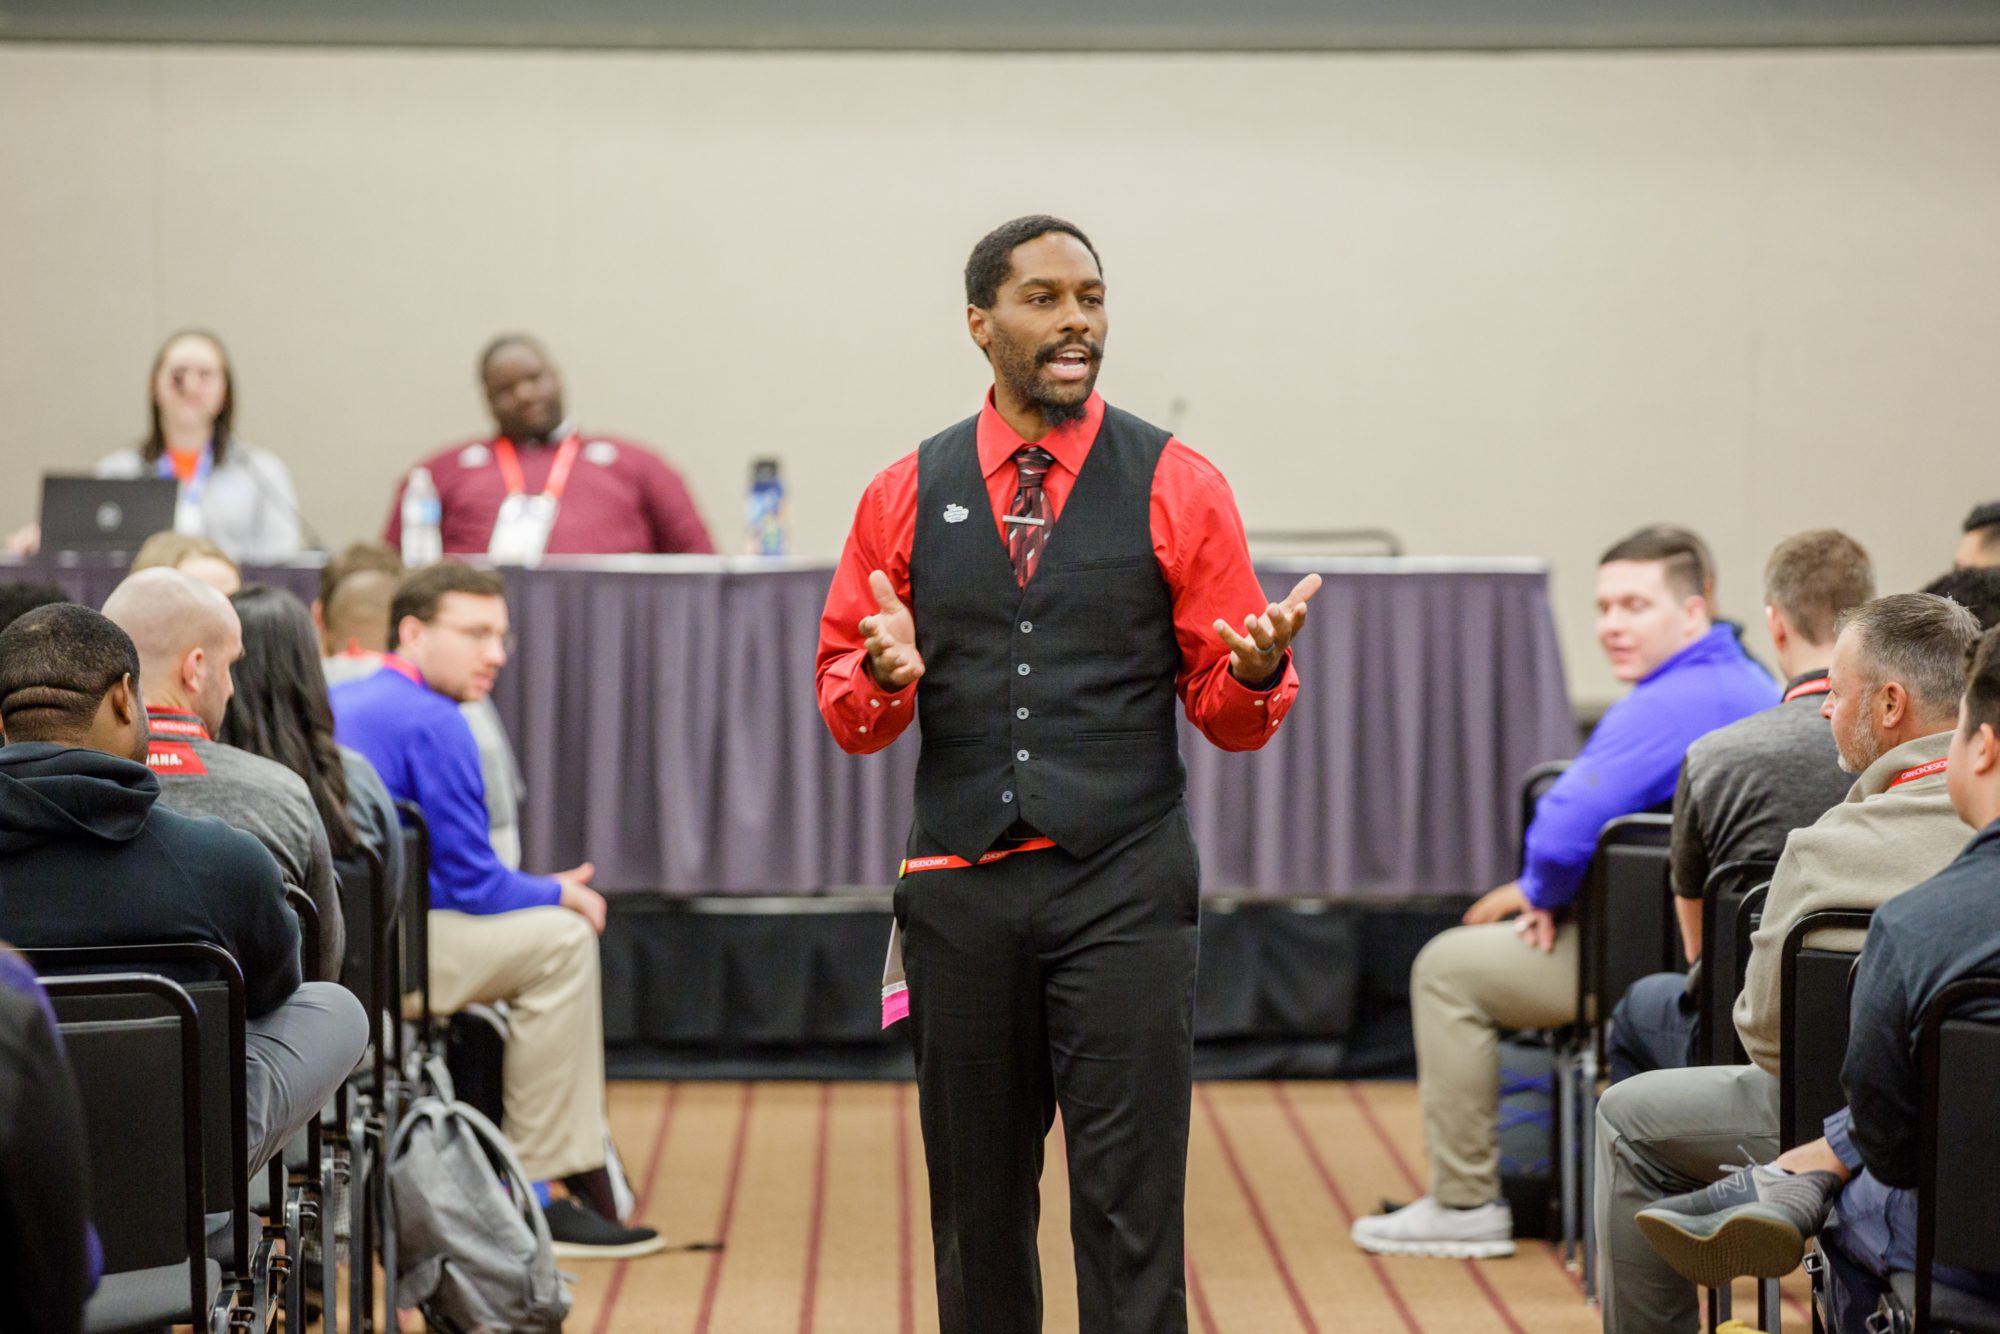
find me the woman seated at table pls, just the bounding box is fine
[9,329,304,561]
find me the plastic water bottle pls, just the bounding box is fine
[746,457,787,557]
[401,466,443,567]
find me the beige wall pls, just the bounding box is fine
[2,43,1995,704]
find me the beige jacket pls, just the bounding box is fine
[1734,730,1969,1074]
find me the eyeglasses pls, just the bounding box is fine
[431,620,517,654]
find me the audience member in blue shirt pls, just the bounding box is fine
[1353,525,1776,1261]
[328,562,661,1258]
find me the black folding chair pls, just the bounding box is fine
[1561,811,1677,1299]
[1761,907,1873,1334]
[41,971,225,1334]
[1699,878,1772,1331]
[393,798,434,1061]
[1695,859,1780,1066]
[1892,976,2000,1334]
[1780,909,1873,1151]
[23,941,270,1326]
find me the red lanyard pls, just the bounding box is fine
[1783,677,1832,703]
[900,837,1057,876]
[1890,758,1948,788]
[494,435,582,502]
[145,709,209,741]
[379,654,424,686]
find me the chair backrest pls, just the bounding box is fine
[1777,908,1873,1150]
[1518,761,1572,874]
[395,799,434,1059]
[286,886,321,989]
[41,971,210,1322]
[1696,860,1779,1066]
[1577,813,1676,1032]
[23,940,251,1270]
[1918,975,2000,1323]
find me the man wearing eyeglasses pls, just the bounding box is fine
[331,560,664,1258]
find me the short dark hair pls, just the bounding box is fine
[1836,592,1983,722]
[0,603,141,742]
[478,333,546,378]
[1598,524,1713,603]
[318,540,404,611]
[1923,566,2000,632]
[1763,530,1875,644]
[0,581,71,634]
[388,561,506,651]
[1964,501,2000,559]
[964,215,1102,309]
[1964,624,2000,740]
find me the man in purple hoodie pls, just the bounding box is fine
[1353,525,1776,1259]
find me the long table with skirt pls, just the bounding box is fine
[6,552,1577,1076]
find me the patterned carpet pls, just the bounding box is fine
[537,1080,1810,1334]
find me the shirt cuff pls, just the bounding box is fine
[1823,1106,1865,1173]
[1229,648,1291,694]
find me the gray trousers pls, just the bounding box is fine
[245,981,368,1175]
[1593,1062,1780,1334]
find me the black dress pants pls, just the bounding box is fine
[894,806,1200,1334]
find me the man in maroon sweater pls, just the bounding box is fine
[383,335,715,558]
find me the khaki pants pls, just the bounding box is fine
[1593,1063,1780,1334]
[1411,921,1579,1207]
[426,906,608,1181]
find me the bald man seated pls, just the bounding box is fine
[102,567,346,980]
[0,604,365,1179]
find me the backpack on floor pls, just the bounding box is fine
[386,1061,573,1333]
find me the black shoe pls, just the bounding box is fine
[543,1197,666,1259]
[1635,1164,1842,1286]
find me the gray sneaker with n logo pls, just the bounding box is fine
[1635,1163,1842,1286]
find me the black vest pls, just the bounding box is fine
[909,404,1185,862]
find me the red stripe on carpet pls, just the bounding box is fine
[693,1083,758,1334]
[1270,1084,1425,1334]
[1197,1085,1320,1333]
[1342,1082,1546,1329]
[895,1083,915,1334]
[1187,1251,1220,1334]
[796,1083,834,1333]
[590,1082,682,1334]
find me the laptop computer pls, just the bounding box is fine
[39,476,180,553]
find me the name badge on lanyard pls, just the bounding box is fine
[488,435,580,566]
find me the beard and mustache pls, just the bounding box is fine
[988,331,1105,428]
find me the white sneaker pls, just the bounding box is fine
[1350,1196,1515,1259]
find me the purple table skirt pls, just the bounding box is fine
[6,553,1574,898]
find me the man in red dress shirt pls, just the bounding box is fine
[383,335,715,559]
[816,215,1319,1334]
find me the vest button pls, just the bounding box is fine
[1016,749,1030,762]
[1016,707,1029,720]
[1017,663,1030,676]
[1019,621,1033,634]
[1001,790,1014,803]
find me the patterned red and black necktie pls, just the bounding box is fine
[1006,445,1055,587]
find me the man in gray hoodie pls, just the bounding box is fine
[0,603,365,1174]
